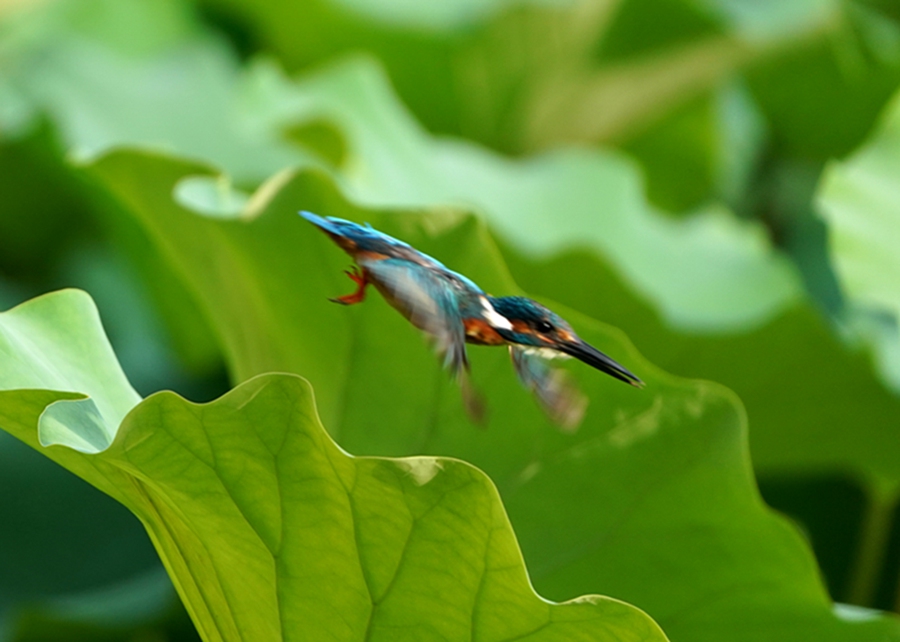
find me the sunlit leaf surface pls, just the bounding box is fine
[0,289,668,641]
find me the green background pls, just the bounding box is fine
[2,0,900,639]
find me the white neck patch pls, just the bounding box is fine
[480,296,513,330]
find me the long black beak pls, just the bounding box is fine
[559,339,644,388]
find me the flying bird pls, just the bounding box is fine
[300,211,642,429]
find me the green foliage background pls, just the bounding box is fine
[2,0,900,639]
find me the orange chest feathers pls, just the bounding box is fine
[464,318,506,346]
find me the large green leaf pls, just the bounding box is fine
[82,148,900,641]
[0,289,666,641]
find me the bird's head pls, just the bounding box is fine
[487,296,644,387]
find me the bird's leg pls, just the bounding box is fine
[330,265,369,305]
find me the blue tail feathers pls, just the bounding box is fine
[300,210,370,236]
[300,210,413,254]
[299,210,342,234]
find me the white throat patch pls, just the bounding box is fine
[522,346,570,360]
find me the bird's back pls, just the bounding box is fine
[301,211,485,291]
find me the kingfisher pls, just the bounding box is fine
[301,211,642,429]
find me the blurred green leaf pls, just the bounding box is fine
[0,289,668,642]
[594,2,900,213]
[55,242,225,397]
[2,1,802,332]
[818,88,900,399]
[547,0,898,214]
[0,129,93,281]
[198,0,834,153]
[746,3,900,161]
[199,0,583,147]
[622,81,767,212]
[81,148,900,640]
[698,0,837,42]
[7,568,188,642]
[0,11,209,637]
[309,0,576,31]
[0,429,166,618]
[593,0,722,62]
[249,57,802,331]
[1,0,315,183]
[0,0,242,376]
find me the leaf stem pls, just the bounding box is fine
[847,486,898,606]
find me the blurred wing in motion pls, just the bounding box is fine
[364,257,487,422]
[363,258,468,373]
[510,346,587,431]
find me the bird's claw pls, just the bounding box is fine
[330,265,368,305]
[344,266,365,285]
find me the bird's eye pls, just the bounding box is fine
[535,320,554,334]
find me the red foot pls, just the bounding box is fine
[330,266,368,305]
